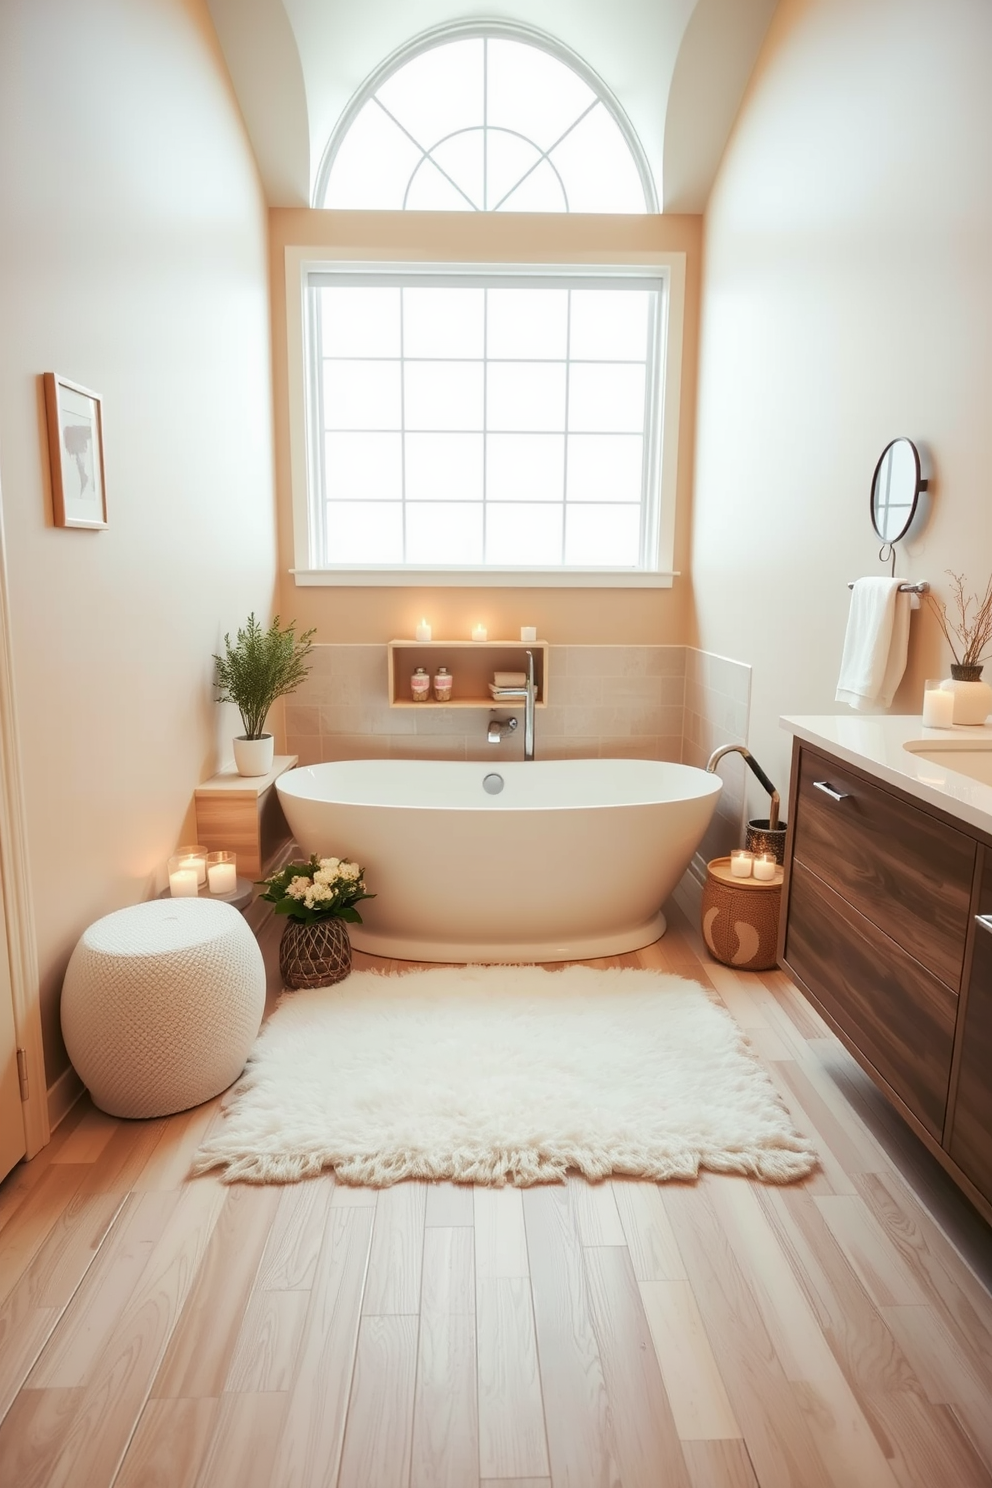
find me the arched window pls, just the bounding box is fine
[317,25,656,214]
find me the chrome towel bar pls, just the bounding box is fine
[846,580,930,593]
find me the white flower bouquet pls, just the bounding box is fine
[259,854,374,926]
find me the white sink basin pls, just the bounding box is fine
[903,740,992,787]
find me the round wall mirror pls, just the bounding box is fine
[870,437,928,545]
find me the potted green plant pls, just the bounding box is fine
[214,614,316,776]
[259,854,374,987]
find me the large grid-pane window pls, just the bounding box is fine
[306,270,665,572]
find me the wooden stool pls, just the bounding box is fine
[700,856,784,971]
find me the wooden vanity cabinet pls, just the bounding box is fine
[947,848,992,1203]
[779,737,992,1222]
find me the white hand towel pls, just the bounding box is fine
[493,671,527,687]
[835,578,912,710]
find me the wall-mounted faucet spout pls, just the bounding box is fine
[489,649,536,759]
[487,716,518,744]
[706,743,780,831]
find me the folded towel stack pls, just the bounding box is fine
[493,671,527,687]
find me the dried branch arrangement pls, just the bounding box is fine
[927,571,992,667]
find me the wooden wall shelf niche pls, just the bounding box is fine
[387,639,549,709]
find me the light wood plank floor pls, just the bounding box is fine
[2,898,992,1488]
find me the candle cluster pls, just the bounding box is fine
[730,849,778,880]
[168,846,238,897]
[413,621,539,642]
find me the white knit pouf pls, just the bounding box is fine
[61,898,265,1119]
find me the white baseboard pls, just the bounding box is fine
[671,852,706,930]
[47,1063,84,1130]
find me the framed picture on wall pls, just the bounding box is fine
[43,373,108,529]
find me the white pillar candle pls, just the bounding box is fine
[472,624,487,641]
[730,850,753,878]
[415,619,432,642]
[520,626,537,642]
[179,854,206,886]
[207,861,238,895]
[753,853,777,881]
[922,684,955,728]
[169,868,199,897]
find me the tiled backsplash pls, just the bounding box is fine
[288,641,748,772]
[681,648,752,869]
[286,644,691,766]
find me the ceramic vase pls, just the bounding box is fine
[279,917,352,989]
[233,733,274,777]
[941,666,992,727]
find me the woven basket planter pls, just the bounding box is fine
[279,916,352,990]
[701,857,783,972]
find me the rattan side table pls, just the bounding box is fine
[700,856,784,971]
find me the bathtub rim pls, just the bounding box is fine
[276,757,722,813]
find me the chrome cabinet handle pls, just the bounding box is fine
[813,780,850,802]
[975,914,992,936]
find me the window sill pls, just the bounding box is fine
[291,568,677,589]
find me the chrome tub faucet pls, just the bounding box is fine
[487,650,536,760]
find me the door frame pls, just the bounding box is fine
[0,479,49,1158]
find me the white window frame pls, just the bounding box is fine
[314,20,659,216]
[286,247,685,588]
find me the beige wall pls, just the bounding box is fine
[692,0,992,817]
[269,209,702,645]
[0,0,278,1084]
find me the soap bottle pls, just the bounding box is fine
[410,667,430,702]
[433,666,453,702]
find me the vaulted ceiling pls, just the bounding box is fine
[206,0,779,212]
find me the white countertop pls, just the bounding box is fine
[780,714,992,837]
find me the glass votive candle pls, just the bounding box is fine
[922,678,955,728]
[168,853,201,897]
[730,849,754,878]
[753,851,778,881]
[415,618,432,642]
[472,623,488,642]
[172,844,207,887]
[520,626,537,642]
[206,851,238,895]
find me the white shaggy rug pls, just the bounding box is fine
[191,965,817,1187]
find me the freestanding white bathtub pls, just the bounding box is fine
[276,758,721,962]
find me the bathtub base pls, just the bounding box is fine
[350,910,667,965]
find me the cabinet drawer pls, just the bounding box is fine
[793,748,975,989]
[784,862,956,1138]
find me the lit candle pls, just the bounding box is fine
[753,852,778,881]
[415,619,432,642]
[472,624,488,642]
[922,682,954,728]
[207,861,237,894]
[182,855,206,886]
[730,849,753,878]
[174,845,207,886]
[169,868,199,897]
[520,626,537,642]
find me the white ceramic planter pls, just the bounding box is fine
[941,677,992,726]
[233,734,274,777]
